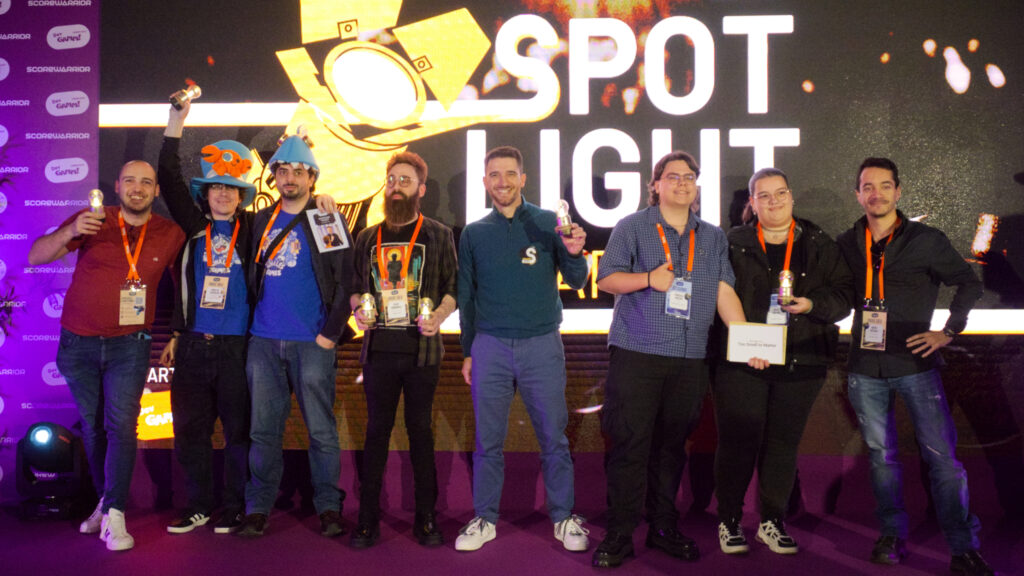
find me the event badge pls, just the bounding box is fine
[119,283,146,325]
[200,275,229,310]
[860,306,888,351]
[766,293,789,325]
[383,287,410,326]
[665,277,692,319]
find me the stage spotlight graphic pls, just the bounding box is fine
[16,422,88,518]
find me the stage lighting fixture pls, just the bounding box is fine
[16,421,87,518]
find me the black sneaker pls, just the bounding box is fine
[592,531,635,568]
[350,523,380,549]
[756,519,798,555]
[237,513,268,538]
[319,510,347,537]
[214,510,244,534]
[950,550,997,576]
[718,519,749,554]
[870,535,907,565]
[167,511,210,534]
[645,526,700,561]
[414,512,444,547]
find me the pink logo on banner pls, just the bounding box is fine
[0,1,10,16]
[43,292,64,318]
[42,362,67,386]
[46,90,89,116]
[0,124,8,146]
[0,58,9,82]
[45,158,89,183]
[47,25,91,50]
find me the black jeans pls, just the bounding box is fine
[358,352,439,525]
[712,362,824,522]
[171,332,250,513]
[602,347,709,534]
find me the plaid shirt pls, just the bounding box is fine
[350,215,458,366]
[598,206,734,358]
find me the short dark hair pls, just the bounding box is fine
[199,183,246,215]
[856,157,900,190]
[647,150,699,206]
[387,151,428,183]
[484,146,523,172]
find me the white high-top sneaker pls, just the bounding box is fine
[100,508,135,551]
[79,499,103,534]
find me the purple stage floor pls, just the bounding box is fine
[2,451,1021,575]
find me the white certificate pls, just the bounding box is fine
[726,322,787,365]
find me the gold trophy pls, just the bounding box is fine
[169,84,202,110]
[359,293,377,325]
[556,199,573,236]
[778,270,795,306]
[88,189,105,220]
[418,297,434,321]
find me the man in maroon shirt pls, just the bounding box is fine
[28,160,185,552]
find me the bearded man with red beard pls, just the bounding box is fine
[347,151,458,548]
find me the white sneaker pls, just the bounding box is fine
[554,514,590,552]
[756,519,798,555]
[718,520,749,554]
[455,516,496,551]
[80,500,103,534]
[100,508,135,551]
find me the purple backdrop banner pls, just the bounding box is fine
[0,0,100,501]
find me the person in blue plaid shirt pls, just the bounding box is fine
[592,150,746,568]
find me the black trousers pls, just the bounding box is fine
[358,352,439,525]
[602,347,708,534]
[712,362,824,522]
[171,332,250,513]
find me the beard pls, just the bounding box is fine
[384,191,420,231]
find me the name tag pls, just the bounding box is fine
[383,287,410,326]
[860,307,888,351]
[119,283,146,326]
[766,293,789,325]
[200,275,229,310]
[665,277,692,319]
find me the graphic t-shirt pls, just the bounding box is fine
[193,219,249,335]
[251,212,325,341]
[366,221,426,354]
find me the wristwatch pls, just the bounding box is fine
[942,327,956,338]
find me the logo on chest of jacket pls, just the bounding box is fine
[520,246,537,265]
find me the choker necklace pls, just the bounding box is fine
[762,224,791,233]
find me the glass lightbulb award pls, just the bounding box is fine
[556,199,573,236]
[359,292,377,326]
[418,297,434,322]
[88,189,105,220]
[778,270,795,306]
[169,84,202,110]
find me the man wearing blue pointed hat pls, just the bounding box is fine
[238,124,355,539]
[158,102,338,535]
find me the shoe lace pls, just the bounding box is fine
[560,514,590,537]
[762,520,788,539]
[460,516,487,536]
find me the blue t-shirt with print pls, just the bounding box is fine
[251,212,325,341]
[193,219,249,335]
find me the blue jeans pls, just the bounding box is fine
[470,331,574,524]
[245,336,342,515]
[848,369,981,554]
[56,328,151,513]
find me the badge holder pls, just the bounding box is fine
[766,293,789,325]
[119,281,147,326]
[665,275,693,320]
[200,275,229,310]
[383,287,410,326]
[860,301,887,351]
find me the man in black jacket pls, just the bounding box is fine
[238,133,354,539]
[837,157,993,576]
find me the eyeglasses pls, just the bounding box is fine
[753,189,792,203]
[387,175,416,187]
[661,173,697,185]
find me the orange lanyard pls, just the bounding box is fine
[255,203,284,264]
[377,214,424,289]
[757,220,796,272]
[205,219,241,272]
[656,223,695,275]
[863,223,897,304]
[118,210,148,283]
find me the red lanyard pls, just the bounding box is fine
[757,220,796,272]
[118,210,148,283]
[255,203,284,264]
[205,219,241,271]
[863,222,898,303]
[377,214,424,289]
[656,223,695,275]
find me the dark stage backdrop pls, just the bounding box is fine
[2,0,1024,501]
